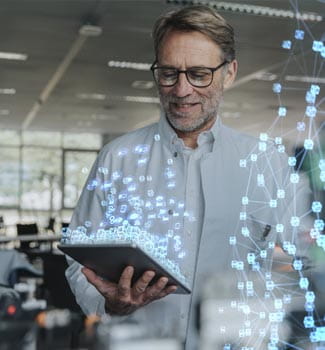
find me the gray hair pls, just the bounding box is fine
[153,5,235,62]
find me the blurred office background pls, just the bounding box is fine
[0,0,324,349]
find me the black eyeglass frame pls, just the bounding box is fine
[150,60,229,88]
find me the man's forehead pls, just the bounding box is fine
[158,30,223,65]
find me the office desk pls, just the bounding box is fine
[0,234,62,251]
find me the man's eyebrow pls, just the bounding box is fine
[157,64,210,69]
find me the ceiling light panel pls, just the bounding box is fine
[285,76,325,84]
[108,60,151,71]
[0,88,16,95]
[0,52,28,60]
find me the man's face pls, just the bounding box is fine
[157,30,235,133]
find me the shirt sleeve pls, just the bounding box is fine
[64,147,117,317]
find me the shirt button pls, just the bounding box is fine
[173,152,178,157]
[168,209,174,215]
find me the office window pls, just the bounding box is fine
[63,133,101,149]
[21,147,62,211]
[0,130,20,146]
[0,147,20,206]
[22,131,61,147]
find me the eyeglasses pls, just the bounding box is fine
[150,60,229,88]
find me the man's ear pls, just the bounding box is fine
[223,59,238,90]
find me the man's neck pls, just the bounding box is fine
[174,117,217,149]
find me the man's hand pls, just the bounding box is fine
[82,266,177,316]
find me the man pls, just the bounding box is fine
[66,5,311,349]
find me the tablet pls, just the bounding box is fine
[58,243,191,294]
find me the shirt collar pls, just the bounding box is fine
[158,113,222,149]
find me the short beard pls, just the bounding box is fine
[159,89,223,133]
[166,107,216,132]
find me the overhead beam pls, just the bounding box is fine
[22,25,101,129]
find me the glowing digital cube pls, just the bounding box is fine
[304,316,315,328]
[318,159,325,170]
[259,142,267,152]
[277,189,285,198]
[295,29,304,40]
[305,91,316,104]
[241,227,250,237]
[290,216,300,227]
[229,236,236,245]
[304,139,314,150]
[314,219,325,231]
[278,145,285,153]
[257,174,265,186]
[238,282,244,290]
[312,201,322,213]
[312,40,323,52]
[242,196,249,205]
[288,157,296,166]
[305,302,315,312]
[260,133,268,141]
[251,154,257,162]
[310,84,320,95]
[240,212,247,220]
[305,291,315,303]
[269,199,277,208]
[290,173,300,183]
[275,137,282,145]
[266,280,275,291]
[272,83,282,93]
[247,253,255,264]
[299,277,309,289]
[310,327,325,342]
[278,106,287,117]
[260,250,267,258]
[293,259,303,270]
[239,159,247,167]
[297,121,306,131]
[282,40,292,49]
[306,106,317,118]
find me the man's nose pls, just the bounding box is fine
[173,72,194,97]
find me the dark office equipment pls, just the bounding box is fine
[0,216,5,234]
[16,223,39,251]
[45,217,55,233]
[41,253,81,312]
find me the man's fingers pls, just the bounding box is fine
[82,267,116,296]
[144,276,169,300]
[117,266,134,298]
[132,270,155,297]
[156,285,178,299]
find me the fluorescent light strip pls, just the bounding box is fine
[167,1,323,22]
[0,88,16,95]
[0,52,28,61]
[285,75,325,84]
[77,93,106,100]
[123,96,160,103]
[76,92,159,104]
[108,60,151,71]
